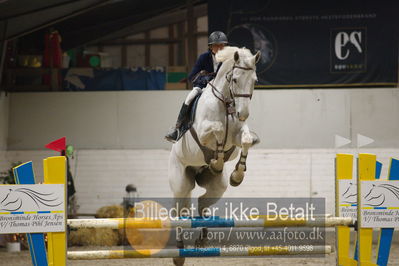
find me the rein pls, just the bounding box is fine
[209,63,255,115]
[206,63,255,151]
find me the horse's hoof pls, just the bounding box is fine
[173,239,185,265]
[230,171,244,187]
[195,238,207,248]
[176,239,184,248]
[230,178,243,187]
[173,257,185,266]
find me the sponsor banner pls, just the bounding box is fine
[209,0,398,87]
[0,184,65,234]
[360,180,399,228]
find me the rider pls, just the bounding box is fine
[165,31,228,143]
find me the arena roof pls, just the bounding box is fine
[0,0,206,50]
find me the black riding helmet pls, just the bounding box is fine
[208,31,228,45]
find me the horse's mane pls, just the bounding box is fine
[215,46,253,63]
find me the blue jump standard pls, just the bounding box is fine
[13,162,48,266]
[354,160,397,266]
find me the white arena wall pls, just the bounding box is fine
[2,88,399,214]
[6,88,399,150]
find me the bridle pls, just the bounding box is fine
[225,65,254,100]
[206,62,256,151]
[208,63,255,116]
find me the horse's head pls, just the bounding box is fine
[231,50,260,121]
[216,47,261,121]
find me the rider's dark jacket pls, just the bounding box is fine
[188,50,221,89]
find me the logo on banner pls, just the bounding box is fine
[0,184,65,234]
[228,23,277,78]
[338,180,357,219]
[0,187,62,212]
[331,28,366,73]
[363,182,399,207]
[360,180,399,228]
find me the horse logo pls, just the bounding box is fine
[0,188,62,212]
[364,183,399,207]
[341,182,357,204]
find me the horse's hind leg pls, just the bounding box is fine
[169,153,195,213]
[169,152,194,266]
[195,169,228,247]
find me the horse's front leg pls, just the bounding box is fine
[198,120,225,173]
[230,124,255,186]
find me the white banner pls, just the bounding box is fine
[360,180,399,228]
[0,184,65,234]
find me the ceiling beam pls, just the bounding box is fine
[6,0,113,40]
[87,3,207,45]
[101,38,182,45]
[97,31,207,46]
[0,0,78,21]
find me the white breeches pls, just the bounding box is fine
[184,87,202,105]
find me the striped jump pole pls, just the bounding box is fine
[67,245,332,260]
[67,216,354,229]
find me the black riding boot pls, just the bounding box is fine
[165,103,189,143]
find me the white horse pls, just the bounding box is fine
[168,46,260,217]
[168,47,260,265]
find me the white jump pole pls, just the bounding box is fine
[67,216,353,229]
[67,245,332,260]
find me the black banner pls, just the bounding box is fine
[208,0,398,88]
